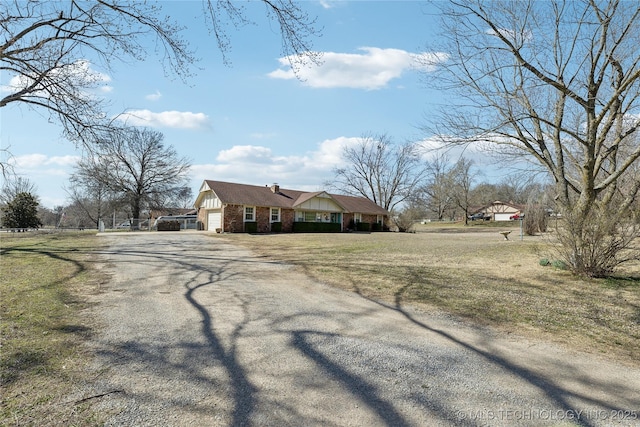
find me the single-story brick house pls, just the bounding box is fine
[195,180,390,233]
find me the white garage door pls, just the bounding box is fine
[494,213,513,221]
[207,211,221,231]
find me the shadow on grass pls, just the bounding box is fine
[0,349,47,386]
[1,237,100,390]
[53,324,93,336]
[602,276,640,289]
[1,245,91,292]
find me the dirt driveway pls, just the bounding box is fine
[74,232,639,426]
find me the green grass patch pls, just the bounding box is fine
[601,276,640,289]
[1,231,108,426]
[551,259,569,270]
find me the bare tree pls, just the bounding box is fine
[1,176,37,205]
[425,0,640,276]
[65,177,115,229]
[449,157,474,225]
[71,127,191,225]
[419,153,455,220]
[165,187,195,209]
[524,190,549,236]
[330,133,425,212]
[1,1,321,169]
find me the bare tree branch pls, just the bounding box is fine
[71,127,191,223]
[1,0,321,168]
[330,133,425,212]
[425,0,640,276]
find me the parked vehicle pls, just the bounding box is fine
[116,219,149,229]
[469,212,490,221]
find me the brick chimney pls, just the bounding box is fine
[270,183,280,193]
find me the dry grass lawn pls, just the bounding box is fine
[215,223,640,366]
[1,231,109,426]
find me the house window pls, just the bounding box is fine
[296,211,335,222]
[354,213,362,223]
[244,206,255,221]
[271,208,280,222]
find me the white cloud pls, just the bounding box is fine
[216,145,274,164]
[311,136,358,168]
[11,153,80,169]
[145,90,162,101]
[268,47,448,90]
[191,137,362,191]
[116,109,211,130]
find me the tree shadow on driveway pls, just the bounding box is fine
[346,281,640,427]
[87,236,262,426]
[86,234,640,427]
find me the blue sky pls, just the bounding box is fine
[1,1,508,209]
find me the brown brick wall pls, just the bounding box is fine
[223,204,244,233]
[256,207,270,233]
[281,209,295,232]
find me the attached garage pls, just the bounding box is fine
[207,210,221,231]
[494,213,513,222]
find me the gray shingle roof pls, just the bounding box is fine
[202,180,388,215]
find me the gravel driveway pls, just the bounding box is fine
[74,232,639,427]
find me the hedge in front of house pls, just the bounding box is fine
[244,221,258,233]
[356,222,371,232]
[292,222,341,233]
[158,220,180,231]
[271,222,282,232]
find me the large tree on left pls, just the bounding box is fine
[71,127,191,224]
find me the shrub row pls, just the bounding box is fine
[244,221,258,233]
[157,220,180,231]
